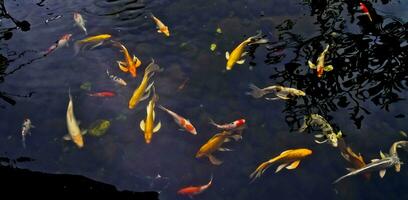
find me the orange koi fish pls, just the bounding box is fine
[151,14,170,37]
[158,105,197,135]
[113,41,141,77]
[177,176,213,198]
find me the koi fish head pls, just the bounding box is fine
[299,148,313,157]
[317,65,324,77]
[129,66,137,77]
[62,34,73,41]
[185,123,197,135]
[161,26,170,37]
[195,150,205,158]
[72,134,84,148]
[73,12,80,19]
[234,119,246,127]
[145,133,152,144]
[327,133,339,147]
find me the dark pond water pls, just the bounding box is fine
[1,0,408,199]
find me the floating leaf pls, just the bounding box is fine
[88,119,111,137]
[210,43,217,51]
[80,82,92,91]
[216,27,222,34]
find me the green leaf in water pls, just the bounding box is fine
[210,43,217,51]
[88,119,111,137]
[216,27,222,34]
[80,82,92,91]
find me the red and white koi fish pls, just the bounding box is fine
[21,118,34,148]
[359,3,372,22]
[209,118,246,130]
[43,34,72,56]
[158,105,197,135]
[177,175,213,198]
[88,91,116,97]
[106,69,127,86]
[74,12,87,35]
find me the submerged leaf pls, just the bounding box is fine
[88,119,111,137]
[80,82,92,91]
[216,27,222,34]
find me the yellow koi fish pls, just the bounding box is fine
[74,34,112,54]
[308,45,333,77]
[140,90,161,144]
[151,14,169,37]
[196,131,242,165]
[225,32,268,70]
[128,59,162,109]
[113,41,141,77]
[64,89,86,148]
[250,148,312,181]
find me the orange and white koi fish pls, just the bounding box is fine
[106,69,127,86]
[359,2,372,22]
[250,148,312,181]
[308,45,333,78]
[209,118,246,130]
[196,131,242,165]
[73,12,87,35]
[177,175,213,198]
[43,34,72,56]
[225,31,268,70]
[158,105,197,135]
[63,89,86,148]
[140,90,161,144]
[112,41,141,77]
[151,14,170,37]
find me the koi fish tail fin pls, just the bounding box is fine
[333,174,351,184]
[208,118,219,128]
[68,88,73,102]
[157,104,168,112]
[145,59,162,78]
[249,161,272,182]
[246,83,265,99]
[22,136,26,149]
[74,41,82,56]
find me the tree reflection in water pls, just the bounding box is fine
[266,0,407,130]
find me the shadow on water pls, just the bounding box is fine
[266,0,408,130]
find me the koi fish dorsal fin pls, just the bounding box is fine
[153,121,161,133]
[280,150,292,155]
[286,160,301,170]
[140,120,145,131]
